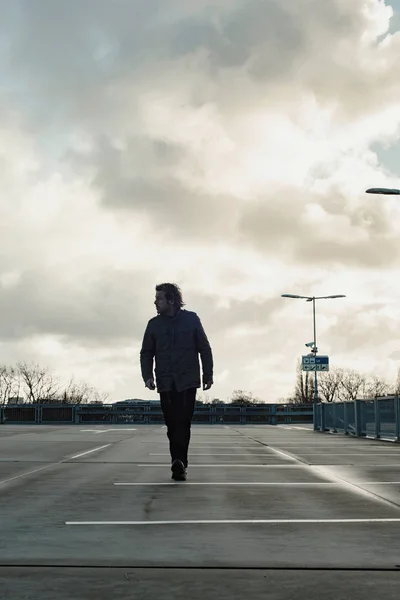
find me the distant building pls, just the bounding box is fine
[114,398,160,406]
[7,397,24,404]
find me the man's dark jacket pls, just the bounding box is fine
[140,309,213,393]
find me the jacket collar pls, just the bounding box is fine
[161,307,182,320]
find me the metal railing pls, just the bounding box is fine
[314,396,400,442]
[0,402,313,425]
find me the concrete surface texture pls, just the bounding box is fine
[0,423,400,599]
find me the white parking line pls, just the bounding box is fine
[265,442,398,446]
[265,446,400,450]
[267,447,298,461]
[114,482,340,486]
[277,426,312,431]
[298,452,400,456]
[0,444,111,486]
[145,444,260,448]
[66,518,400,525]
[80,429,136,434]
[253,438,327,440]
[137,464,304,468]
[358,482,400,485]
[149,453,271,456]
[261,445,400,509]
[0,464,58,487]
[68,445,111,460]
[147,442,261,444]
[114,481,400,486]
[108,428,137,431]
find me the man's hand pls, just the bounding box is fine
[203,379,213,391]
[145,377,155,390]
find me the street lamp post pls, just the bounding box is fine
[365,188,400,195]
[281,294,346,406]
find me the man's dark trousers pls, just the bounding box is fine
[159,383,197,468]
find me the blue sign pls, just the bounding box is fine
[302,355,329,371]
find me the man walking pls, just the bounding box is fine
[140,283,214,481]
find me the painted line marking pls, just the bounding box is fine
[68,445,111,460]
[145,443,261,445]
[279,425,312,428]
[66,518,400,526]
[297,453,400,456]
[107,428,137,431]
[258,444,400,510]
[143,444,260,447]
[290,427,313,431]
[149,453,272,456]
[268,447,298,462]
[114,481,400,486]
[0,444,111,486]
[114,482,341,486]
[358,482,400,485]
[262,447,400,450]
[137,464,304,468]
[80,429,136,434]
[0,464,59,487]
[261,443,400,447]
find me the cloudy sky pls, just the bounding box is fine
[2,0,400,404]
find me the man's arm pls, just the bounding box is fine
[140,322,155,383]
[194,314,213,384]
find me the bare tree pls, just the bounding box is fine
[337,369,367,402]
[293,360,314,404]
[54,378,110,405]
[0,365,23,405]
[392,367,400,397]
[57,378,93,404]
[16,361,61,404]
[91,387,110,405]
[277,396,294,404]
[364,375,392,399]
[318,368,344,403]
[195,392,207,404]
[230,389,261,405]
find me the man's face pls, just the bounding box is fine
[154,291,170,314]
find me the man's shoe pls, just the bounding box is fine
[171,460,186,481]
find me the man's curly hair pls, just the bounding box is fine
[155,283,186,309]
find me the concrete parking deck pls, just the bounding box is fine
[1,424,400,599]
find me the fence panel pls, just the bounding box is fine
[115,411,148,424]
[79,410,113,424]
[3,406,36,423]
[314,403,322,430]
[0,402,316,426]
[317,397,400,443]
[242,406,272,424]
[361,401,376,437]
[218,407,242,423]
[276,404,313,425]
[377,398,396,440]
[41,405,74,423]
[344,402,356,435]
[333,402,345,432]
[324,404,334,430]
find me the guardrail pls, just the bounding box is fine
[314,396,400,442]
[0,402,314,425]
